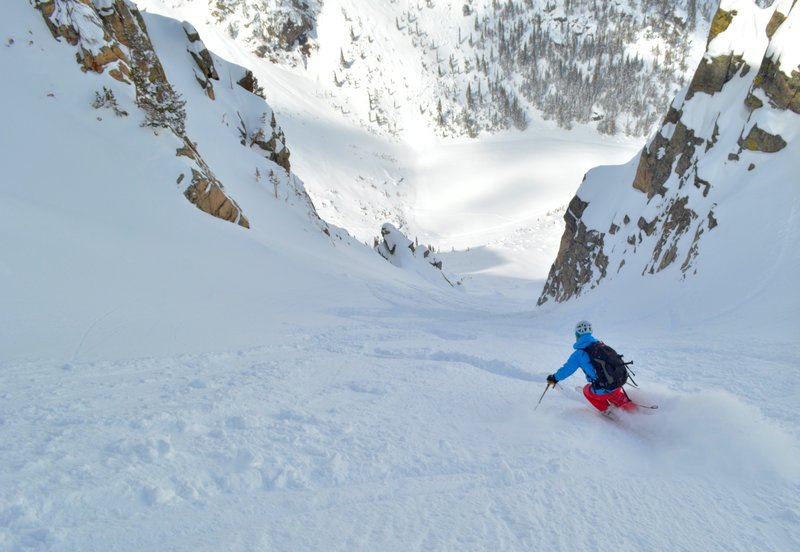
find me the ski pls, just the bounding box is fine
[575,385,659,411]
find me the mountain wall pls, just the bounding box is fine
[538,0,799,305]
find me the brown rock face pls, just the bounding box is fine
[686,54,748,100]
[237,71,265,98]
[188,47,219,79]
[537,197,608,305]
[747,3,799,116]
[37,0,171,92]
[273,16,314,52]
[707,9,737,45]
[178,141,250,229]
[765,9,786,39]
[184,169,250,228]
[632,118,704,200]
[739,124,787,153]
[80,43,128,73]
[539,3,767,305]
[40,0,168,78]
[751,58,800,115]
[252,135,292,173]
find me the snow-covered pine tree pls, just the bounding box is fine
[128,29,186,136]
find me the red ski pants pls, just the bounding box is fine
[582,384,636,412]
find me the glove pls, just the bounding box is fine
[546,374,558,386]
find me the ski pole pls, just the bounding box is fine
[534,383,552,410]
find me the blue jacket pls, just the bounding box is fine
[554,333,613,395]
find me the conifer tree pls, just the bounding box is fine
[128,30,186,136]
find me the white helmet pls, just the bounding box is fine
[575,320,593,336]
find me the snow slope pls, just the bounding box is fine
[3,301,799,551]
[1,2,799,551]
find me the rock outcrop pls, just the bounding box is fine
[538,0,799,305]
[374,224,455,286]
[182,21,218,100]
[37,0,131,79]
[177,139,249,228]
[238,111,292,174]
[538,197,608,303]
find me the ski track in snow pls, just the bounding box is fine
[1,304,798,551]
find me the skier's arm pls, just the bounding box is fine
[553,350,583,382]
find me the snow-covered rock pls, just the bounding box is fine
[207,0,321,63]
[182,20,218,98]
[374,223,456,287]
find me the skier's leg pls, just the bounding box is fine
[582,384,610,412]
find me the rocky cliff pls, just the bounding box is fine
[33,0,293,227]
[538,0,799,305]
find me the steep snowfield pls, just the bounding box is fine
[1,2,799,551]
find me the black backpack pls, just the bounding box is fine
[583,341,635,390]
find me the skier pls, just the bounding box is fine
[546,321,635,413]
